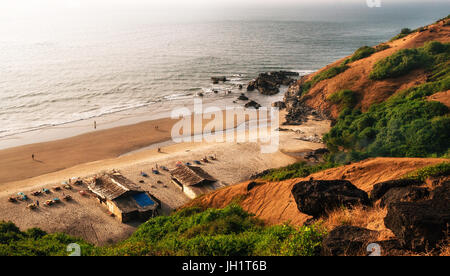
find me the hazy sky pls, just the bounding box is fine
[1,0,449,25]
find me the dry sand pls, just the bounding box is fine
[0,110,331,245]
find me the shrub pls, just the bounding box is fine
[262,162,336,182]
[324,97,449,163]
[102,205,327,256]
[375,44,390,52]
[403,162,450,181]
[347,46,376,63]
[369,48,432,80]
[328,89,358,110]
[301,64,349,96]
[390,28,413,41]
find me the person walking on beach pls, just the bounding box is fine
[32,154,35,161]
[36,200,39,207]
[94,121,97,130]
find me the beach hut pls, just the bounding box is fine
[87,173,161,223]
[170,165,218,199]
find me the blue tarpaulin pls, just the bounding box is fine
[133,193,155,207]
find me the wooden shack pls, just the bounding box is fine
[87,173,161,223]
[170,165,220,199]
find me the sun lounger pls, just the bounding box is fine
[194,160,201,165]
[152,170,160,175]
[141,172,149,177]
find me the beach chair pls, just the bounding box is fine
[45,200,53,206]
[32,191,42,196]
[152,170,160,175]
[141,172,149,178]
[42,188,50,194]
[63,185,72,190]
[8,197,17,203]
[194,160,201,165]
[63,195,72,201]
[53,198,61,204]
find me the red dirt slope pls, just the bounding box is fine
[295,20,450,119]
[187,158,446,226]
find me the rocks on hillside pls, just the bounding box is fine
[272,101,286,109]
[379,186,430,208]
[244,100,261,109]
[291,180,371,218]
[322,226,379,256]
[370,179,424,201]
[247,71,299,95]
[384,200,450,252]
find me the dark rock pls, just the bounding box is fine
[384,201,450,252]
[322,226,379,256]
[247,83,256,92]
[376,239,404,256]
[291,180,371,218]
[244,100,261,109]
[247,71,299,96]
[211,76,227,84]
[247,181,264,192]
[238,84,243,90]
[430,181,450,210]
[238,94,249,101]
[314,148,330,155]
[379,186,430,208]
[272,101,286,109]
[370,179,424,201]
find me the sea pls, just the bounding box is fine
[0,1,449,148]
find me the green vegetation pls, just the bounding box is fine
[370,41,449,80]
[390,28,413,42]
[375,44,391,52]
[300,64,349,96]
[327,89,358,110]
[369,48,432,80]
[324,41,450,164]
[262,162,336,182]
[403,162,450,182]
[0,221,94,256]
[0,205,327,256]
[344,46,376,64]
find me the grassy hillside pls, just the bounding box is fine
[0,205,326,256]
[324,41,450,163]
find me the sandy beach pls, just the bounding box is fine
[0,109,331,245]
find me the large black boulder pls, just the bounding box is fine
[384,201,450,252]
[322,226,379,256]
[247,71,299,95]
[430,181,450,210]
[370,179,424,201]
[291,180,371,218]
[244,100,261,109]
[379,186,430,208]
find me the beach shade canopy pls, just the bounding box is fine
[132,193,155,208]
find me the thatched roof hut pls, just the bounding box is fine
[170,165,217,187]
[87,173,160,222]
[170,165,219,199]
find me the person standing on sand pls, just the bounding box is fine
[94,121,97,130]
[32,154,35,160]
[36,200,39,207]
